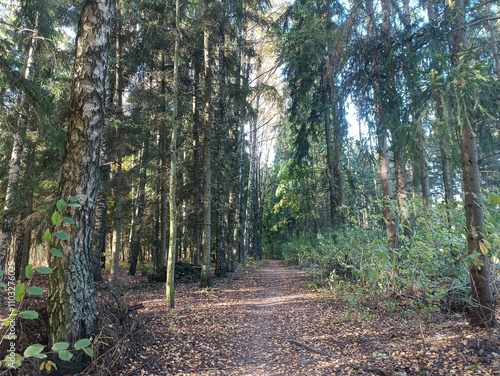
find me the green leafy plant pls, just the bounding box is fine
[0,197,93,371]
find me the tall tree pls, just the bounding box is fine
[47,0,115,351]
[128,138,149,276]
[110,0,124,284]
[200,0,213,288]
[215,11,228,278]
[450,0,495,326]
[0,9,39,281]
[166,0,181,307]
[364,0,399,249]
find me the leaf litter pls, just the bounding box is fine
[110,260,500,375]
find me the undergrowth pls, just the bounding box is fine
[266,196,500,316]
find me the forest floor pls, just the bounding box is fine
[2,260,500,375]
[109,259,500,376]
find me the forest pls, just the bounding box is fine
[0,0,499,374]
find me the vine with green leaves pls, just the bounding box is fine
[0,197,92,371]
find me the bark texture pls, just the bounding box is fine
[451,0,495,326]
[0,13,38,279]
[48,0,115,347]
[200,0,213,288]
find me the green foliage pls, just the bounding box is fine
[275,196,482,313]
[0,197,93,370]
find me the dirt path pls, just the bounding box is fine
[116,260,500,375]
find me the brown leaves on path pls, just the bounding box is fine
[118,260,500,375]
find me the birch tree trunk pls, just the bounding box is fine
[48,0,115,351]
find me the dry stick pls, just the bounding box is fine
[287,339,333,358]
[419,320,427,349]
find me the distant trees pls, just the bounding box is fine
[272,0,499,326]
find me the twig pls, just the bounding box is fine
[287,339,332,358]
[419,320,427,349]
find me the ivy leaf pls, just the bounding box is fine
[36,266,53,275]
[0,282,6,288]
[24,344,46,359]
[58,350,73,361]
[18,310,39,319]
[25,264,33,279]
[51,211,62,226]
[54,230,70,241]
[14,283,25,302]
[56,199,67,212]
[74,338,91,350]
[51,342,70,351]
[49,248,64,258]
[62,216,75,224]
[83,347,94,357]
[27,286,44,296]
[43,229,52,242]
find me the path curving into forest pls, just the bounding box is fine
[117,260,499,375]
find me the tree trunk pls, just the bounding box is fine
[416,122,430,209]
[323,87,337,230]
[93,141,110,281]
[110,143,123,285]
[48,0,115,352]
[367,0,398,250]
[129,140,148,276]
[200,0,213,288]
[215,18,228,278]
[245,88,259,260]
[110,7,123,285]
[394,148,411,239]
[13,187,33,281]
[166,0,180,307]
[451,0,495,326]
[226,118,240,273]
[0,12,38,280]
[236,48,247,265]
[192,58,203,266]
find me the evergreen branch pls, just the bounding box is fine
[468,16,500,28]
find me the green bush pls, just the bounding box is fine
[275,195,496,312]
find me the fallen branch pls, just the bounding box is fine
[287,339,332,358]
